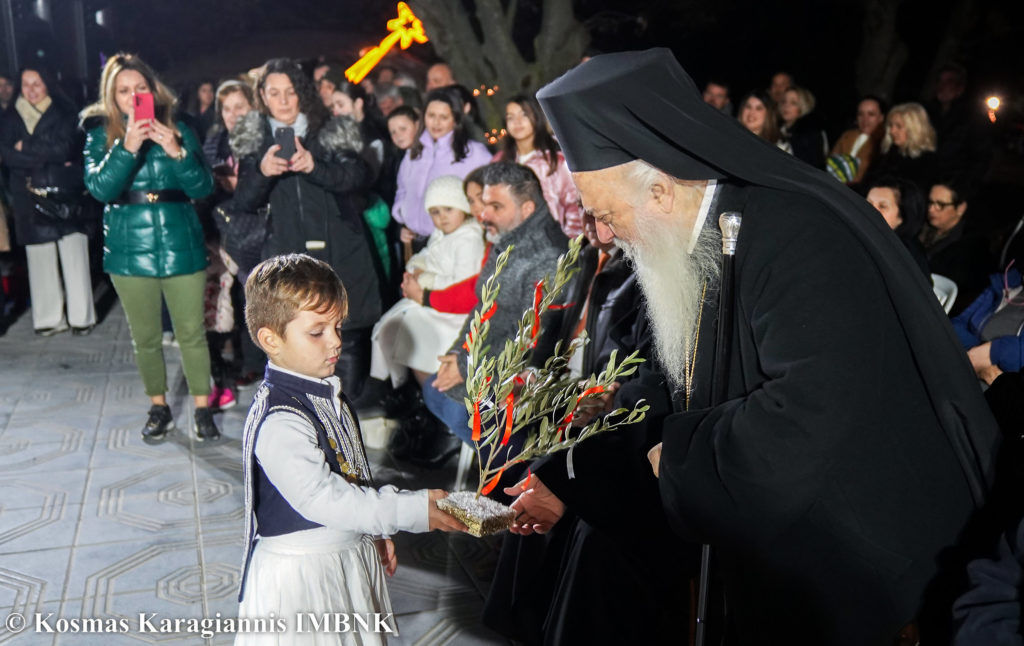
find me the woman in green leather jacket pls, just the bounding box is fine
[81,53,220,444]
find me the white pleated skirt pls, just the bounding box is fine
[369,298,468,387]
[235,531,395,646]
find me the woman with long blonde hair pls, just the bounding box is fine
[81,53,219,444]
[865,102,939,191]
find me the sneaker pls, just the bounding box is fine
[209,385,223,410]
[71,325,96,336]
[194,407,221,442]
[162,331,177,346]
[216,387,237,410]
[142,404,175,444]
[35,322,70,337]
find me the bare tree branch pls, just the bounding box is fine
[505,0,518,37]
[409,0,587,126]
[919,0,978,100]
[855,0,906,101]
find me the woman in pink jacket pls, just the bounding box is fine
[392,87,491,246]
[496,93,581,238]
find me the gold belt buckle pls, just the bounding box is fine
[145,192,159,203]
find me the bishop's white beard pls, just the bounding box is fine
[617,210,721,390]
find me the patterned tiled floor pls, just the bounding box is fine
[0,298,509,645]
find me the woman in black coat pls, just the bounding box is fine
[778,86,828,169]
[0,66,95,335]
[233,58,380,399]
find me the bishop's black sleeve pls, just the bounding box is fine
[657,214,889,547]
[533,372,673,537]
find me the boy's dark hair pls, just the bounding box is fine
[245,254,348,345]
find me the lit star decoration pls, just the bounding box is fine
[345,2,428,84]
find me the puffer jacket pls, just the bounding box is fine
[0,97,88,245]
[83,117,213,277]
[392,130,492,237]
[231,111,382,330]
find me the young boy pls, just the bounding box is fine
[236,254,465,644]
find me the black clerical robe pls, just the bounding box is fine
[483,249,698,645]
[659,183,989,645]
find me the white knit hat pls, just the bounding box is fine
[423,175,471,213]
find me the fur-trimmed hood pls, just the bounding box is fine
[229,111,364,159]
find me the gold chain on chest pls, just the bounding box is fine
[684,281,709,411]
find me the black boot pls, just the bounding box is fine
[194,407,221,442]
[407,428,464,469]
[142,404,174,444]
[390,411,436,460]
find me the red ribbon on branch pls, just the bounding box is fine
[480,466,506,495]
[481,302,497,322]
[471,400,481,442]
[555,385,606,439]
[530,281,544,346]
[501,391,515,445]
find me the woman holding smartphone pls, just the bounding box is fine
[81,53,219,444]
[232,58,380,401]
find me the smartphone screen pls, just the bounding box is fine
[133,93,155,121]
[274,127,296,160]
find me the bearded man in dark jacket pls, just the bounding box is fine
[422,161,568,450]
[501,49,1002,645]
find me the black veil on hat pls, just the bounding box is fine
[537,48,997,505]
[536,50,727,180]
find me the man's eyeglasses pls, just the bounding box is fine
[928,200,958,209]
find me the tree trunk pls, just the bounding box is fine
[409,0,588,128]
[854,0,906,103]
[919,0,977,101]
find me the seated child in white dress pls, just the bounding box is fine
[235,254,466,645]
[370,175,485,388]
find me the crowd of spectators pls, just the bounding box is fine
[0,49,1018,449]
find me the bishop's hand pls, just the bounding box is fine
[505,474,565,535]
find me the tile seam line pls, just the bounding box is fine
[187,404,214,642]
[55,366,108,646]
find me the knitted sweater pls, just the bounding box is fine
[444,202,569,403]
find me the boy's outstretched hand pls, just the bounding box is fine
[428,490,469,532]
[375,538,397,576]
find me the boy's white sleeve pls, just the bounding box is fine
[255,411,430,535]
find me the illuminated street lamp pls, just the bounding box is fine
[986,95,1002,123]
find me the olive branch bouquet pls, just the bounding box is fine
[437,237,649,535]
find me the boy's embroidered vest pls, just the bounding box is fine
[237,367,372,601]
